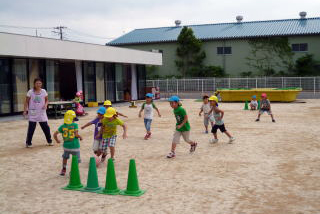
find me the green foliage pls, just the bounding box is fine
[293,54,320,76]
[196,65,226,77]
[175,27,206,77]
[246,37,294,76]
[240,71,253,77]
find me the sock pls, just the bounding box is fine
[62,164,66,169]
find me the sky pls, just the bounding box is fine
[0,0,319,44]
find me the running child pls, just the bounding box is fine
[250,95,258,110]
[208,96,235,144]
[98,107,127,160]
[199,95,214,134]
[81,107,106,166]
[138,93,161,140]
[104,100,128,118]
[53,110,83,176]
[166,96,197,158]
[255,93,275,122]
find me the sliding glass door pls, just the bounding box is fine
[12,59,28,112]
[0,59,11,114]
[105,63,115,102]
[83,62,96,103]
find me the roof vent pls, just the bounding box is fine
[175,20,181,27]
[299,11,307,19]
[236,15,243,23]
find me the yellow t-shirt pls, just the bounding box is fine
[102,117,124,138]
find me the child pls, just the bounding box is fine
[166,96,197,158]
[53,110,83,176]
[81,107,106,166]
[138,93,161,140]
[256,93,275,122]
[208,96,235,144]
[98,107,127,160]
[104,100,128,118]
[250,95,258,110]
[199,95,214,134]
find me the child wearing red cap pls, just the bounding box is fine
[256,93,275,122]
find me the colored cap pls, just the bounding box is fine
[168,95,180,102]
[209,95,218,103]
[64,110,77,124]
[261,93,267,98]
[146,93,153,98]
[104,107,117,118]
[97,107,106,115]
[104,100,112,106]
[252,95,257,99]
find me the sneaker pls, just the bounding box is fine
[100,156,106,163]
[229,137,235,144]
[166,152,176,158]
[60,168,66,176]
[210,139,218,144]
[272,119,276,123]
[147,132,152,139]
[255,119,260,122]
[26,144,32,148]
[205,131,209,134]
[47,141,53,146]
[190,142,198,153]
[95,156,101,167]
[144,134,148,140]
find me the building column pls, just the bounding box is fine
[131,64,138,100]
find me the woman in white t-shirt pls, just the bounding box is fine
[138,93,161,140]
[23,78,52,148]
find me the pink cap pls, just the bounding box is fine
[261,93,267,98]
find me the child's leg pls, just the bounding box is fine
[146,119,152,134]
[109,147,115,159]
[144,119,148,133]
[213,132,218,139]
[204,116,209,132]
[171,143,177,153]
[224,131,232,138]
[108,136,116,159]
[62,158,67,169]
[182,131,197,152]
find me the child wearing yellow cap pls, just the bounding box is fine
[208,96,235,144]
[53,110,83,176]
[98,107,127,160]
[103,100,128,118]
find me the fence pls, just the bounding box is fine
[146,77,320,99]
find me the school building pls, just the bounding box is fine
[108,14,320,77]
[0,32,162,116]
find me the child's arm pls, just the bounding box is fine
[177,115,188,130]
[117,112,128,118]
[207,106,214,115]
[138,108,143,118]
[155,107,161,117]
[217,108,224,120]
[96,124,103,139]
[53,131,61,144]
[199,108,203,116]
[75,130,83,141]
[81,121,92,129]
[121,124,128,139]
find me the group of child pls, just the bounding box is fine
[250,93,276,122]
[54,92,274,175]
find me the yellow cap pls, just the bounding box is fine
[104,100,112,106]
[64,110,76,124]
[209,95,218,103]
[104,107,117,118]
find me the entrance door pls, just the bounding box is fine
[59,61,77,100]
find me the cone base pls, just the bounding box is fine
[120,189,146,197]
[62,184,83,190]
[81,186,102,193]
[97,188,121,195]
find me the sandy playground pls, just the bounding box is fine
[0,99,319,214]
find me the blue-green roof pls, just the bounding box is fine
[108,17,320,45]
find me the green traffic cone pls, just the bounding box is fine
[99,158,120,195]
[244,100,249,110]
[257,100,261,110]
[120,159,145,197]
[62,155,83,190]
[82,157,101,192]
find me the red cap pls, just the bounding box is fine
[261,93,267,98]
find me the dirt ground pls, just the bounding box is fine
[0,99,319,214]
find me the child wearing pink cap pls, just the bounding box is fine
[256,93,275,122]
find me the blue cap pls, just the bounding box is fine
[168,95,180,102]
[146,93,153,98]
[252,95,257,99]
[97,107,106,115]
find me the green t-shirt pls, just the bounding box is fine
[102,118,124,138]
[58,123,80,149]
[173,106,190,132]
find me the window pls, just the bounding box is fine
[83,62,96,102]
[0,59,11,114]
[12,59,28,112]
[292,43,308,52]
[217,47,232,55]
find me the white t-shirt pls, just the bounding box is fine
[201,103,211,114]
[142,102,156,120]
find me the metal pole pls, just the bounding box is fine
[166,79,168,93]
[247,77,249,88]
[201,79,204,94]
[228,78,231,89]
[314,77,316,95]
[256,78,258,88]
[265,77,267,88]
[281,77,284,88]
[176,79,178,95]
[300,77,302,88]
[213,78,216,91]
[198,79,200,91]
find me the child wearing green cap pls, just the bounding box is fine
[53,110,83,176]
[166,96,197,158]
[139,93,161,140]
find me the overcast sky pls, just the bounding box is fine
[0,0,319,44]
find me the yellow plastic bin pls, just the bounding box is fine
[217,88,302,102]
[87,102,99,107]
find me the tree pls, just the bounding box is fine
[293,54,320,76]
[175,27,206,77]
[246,37,294,76]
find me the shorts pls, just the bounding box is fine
[144,118,152,132]
[203,114,213,126]
[103,135,117,148]
[211,124,226,134]
[62,150,81,163]
[172,131,191,144]
[259,109,272,115]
